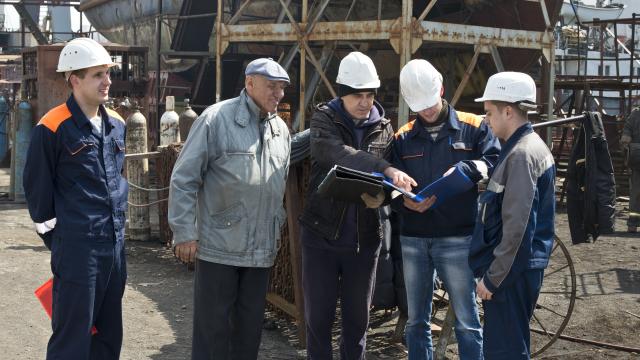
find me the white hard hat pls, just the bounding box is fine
[57,38,116,75]
[475,71,536,106]
[336,52,380,90]
[399,59,443,112]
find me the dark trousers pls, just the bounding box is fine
[47,236,126,360]
[482,269,544,360]
[191,259,270,360]
[301,228,380,360]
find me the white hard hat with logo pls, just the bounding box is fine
[399,59,443,112]
[475,71,536,108]
[57,38,117,79]
[336,51,380,89]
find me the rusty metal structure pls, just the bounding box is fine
[126,0,565,349]
[76,0,562,146]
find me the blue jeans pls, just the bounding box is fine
[401,235,483,360]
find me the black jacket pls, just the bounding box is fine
[566,112,616,244]
[299,100,394,251]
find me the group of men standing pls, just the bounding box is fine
[24,38,558,360]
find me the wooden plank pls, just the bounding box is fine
[266,292,298,319]
[284,164,307,347]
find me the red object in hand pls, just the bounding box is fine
[35,278,98,335]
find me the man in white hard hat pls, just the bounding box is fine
[299,51,415,359]
[469,72,556,359]
[169,57,291,359]
[392,59,501,360]
[23,37,128,359]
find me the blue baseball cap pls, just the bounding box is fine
[245,58,290,84]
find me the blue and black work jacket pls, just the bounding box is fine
[23,94,128,244]
[469,123,556,294]
[391,104,500,238]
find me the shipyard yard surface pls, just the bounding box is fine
[0,168,638,359]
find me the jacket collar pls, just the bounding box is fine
[497,122,533,164]
[325,98,390,128]
[407,103,458,140]
[66,94,114,135]
[235,89,277,127]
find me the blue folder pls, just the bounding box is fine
[380,167,474,208]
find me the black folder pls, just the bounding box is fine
[317,165,384,203]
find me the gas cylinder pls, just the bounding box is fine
[13,100,33,201]
[125,106,150,241]
[178,98,198,142]
[0,96,8,164]
[160,96,180,146]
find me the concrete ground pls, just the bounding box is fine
[1,166,639,359]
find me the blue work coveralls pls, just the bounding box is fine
[23,94,128,359]
[469,123,556,359]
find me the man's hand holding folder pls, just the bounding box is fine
[317,162,472,212]
[379,164,475,212]
[317,165,415,206]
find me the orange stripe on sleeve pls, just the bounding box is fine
[38,104,71,133]
[395,120,416,139]
[456,111,482,128]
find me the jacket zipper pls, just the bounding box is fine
[333,117,388,253]
[356,208,360,253]
[334,206,347,241]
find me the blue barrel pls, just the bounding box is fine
[0,96,8,164]
[14,100,33,201]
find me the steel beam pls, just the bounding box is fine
[397,0,412,126]
[222,20,550,51]
[419,21,552,50]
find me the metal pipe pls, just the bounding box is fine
[0,1,80,5]
[531,114,587,129]
[397,0,412,127]
[299,0,307,132]
[164,13,217,21]
[451,45,481,107]
[546,42,556,144]
[530,328,640,353]
[155,0,162,148]
[215,0,223,103]
[228,0,252,25]
[417,0,438,23]
[629,13,636,113]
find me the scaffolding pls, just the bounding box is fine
[554,15,640,117]
[144,0,561,346]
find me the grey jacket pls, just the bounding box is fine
[168,90,291,267]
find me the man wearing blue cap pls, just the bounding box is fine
[168,57,291,360]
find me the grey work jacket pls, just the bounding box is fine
[168,90,291,267]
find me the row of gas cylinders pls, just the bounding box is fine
[126,95,198,241]
[157,95,198,146]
